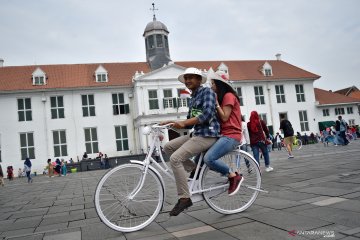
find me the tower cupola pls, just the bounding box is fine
[143,3,171,70]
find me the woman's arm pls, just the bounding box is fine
[216,104,233,122]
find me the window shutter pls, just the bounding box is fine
[125,104,130,114]
[186,98,190,107]
[172,98,177,108]
[163,99,166,109]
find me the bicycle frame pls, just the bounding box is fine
[130,124,267,203]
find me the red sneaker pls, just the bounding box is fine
[228,173,244,196]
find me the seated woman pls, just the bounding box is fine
[54,158,62,176]
[203,73,243,196]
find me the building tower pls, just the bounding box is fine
[143,3,171,70]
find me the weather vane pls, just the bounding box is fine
[150,3,158,21]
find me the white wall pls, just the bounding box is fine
[315,104,360,127]
[231,80,318,134]
[0,87,136,173]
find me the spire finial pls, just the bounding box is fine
[150,3,158,21]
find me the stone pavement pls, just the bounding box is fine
[1,140,360,240]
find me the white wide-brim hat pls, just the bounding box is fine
[178,67,207,84]
[208,72,235,91]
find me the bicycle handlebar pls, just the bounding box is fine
[152,123,173,129]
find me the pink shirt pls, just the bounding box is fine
[220,93,242,142]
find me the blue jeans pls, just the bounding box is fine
[251,141,270,167]
[204,136,239,176]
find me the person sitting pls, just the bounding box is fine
[203,73,244,196]
[54,159,62,176]
[161,67,220,216]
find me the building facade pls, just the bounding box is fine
[0,17,359,173]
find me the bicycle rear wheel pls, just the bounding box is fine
[94,163,164,232]
[201,150,261,214]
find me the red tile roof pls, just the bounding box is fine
[177,60,320,81]
[314,88,360,105]
[349,90,360,100]
[0,60,320,91]
[334,86,359,96]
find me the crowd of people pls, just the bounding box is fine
[320,115,359,146]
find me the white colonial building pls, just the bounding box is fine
[0,17,359,173]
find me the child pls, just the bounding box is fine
[61,159,67,176]
[47,159,54,177]
[18,168,23,178]
[7,166,14,180]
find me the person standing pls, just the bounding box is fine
[241,116,250,152]
[248,111,273,172]
[274,132,283,150]
[24,158,33,183]
[104,154,110,169]
[0,164,5,186]
[47,159,54,177]
[279,115,295,158]
[336,115,349,145]
[203,73,243,196]
[162,67,220,216]
[61,159,67,176]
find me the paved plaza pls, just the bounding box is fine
[1,140,360,240]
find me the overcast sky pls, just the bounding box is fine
[0,0,359,91]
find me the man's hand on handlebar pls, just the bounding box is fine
[159,121,175,126]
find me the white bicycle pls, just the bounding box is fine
[94,124,265,232]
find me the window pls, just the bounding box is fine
[299,110,309,131]
[82,95,95,117]
[32,67,46,85]
[148,90,159,110]
[164,35,169,48]
[264,69,272,76]
[275,85,286,103]
[53,130,67,157]
[254,86,265,105]
[112,93,130,115]
[335,107,345,115]
[34,76,45,85]
[18,98,32,121]
[262,62,272,77]
[84,128,98,154]
[322,109,330,116]
[156,34,163,47]
[95,65,108,82]
[259,113,267,125]
[347,107,353,114]
[20,132,35,160]
[148,36,155,49]
[115,126,129,151]
[177,89,189,107]
[163,89,174,108]
[236,87,244,106]
[96,73,107,82]
[50,96,65,119]
[295,84,306,102]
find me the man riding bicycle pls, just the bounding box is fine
[162,67,220,216]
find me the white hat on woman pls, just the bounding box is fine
[209,72,235,91]
[178,67,207,84]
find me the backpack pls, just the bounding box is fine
[283,120,294,136]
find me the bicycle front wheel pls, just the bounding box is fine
[94,163,164,232]
[201,150,261,214]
